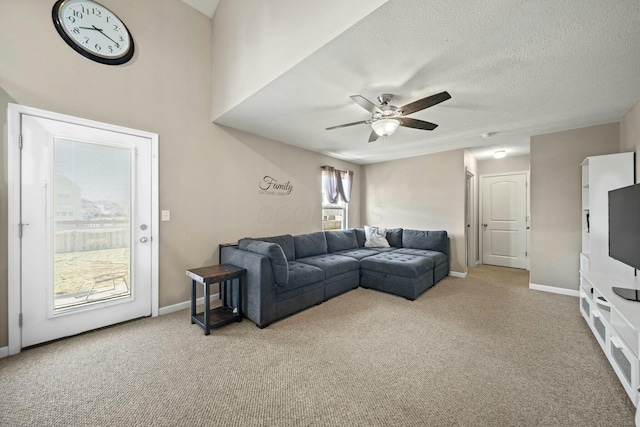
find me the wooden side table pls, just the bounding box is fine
[186,264,246,335]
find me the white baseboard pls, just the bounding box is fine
[529,283,579,297]
[0,346,8,359]
[159,293,220,316]
[449,271,467,278]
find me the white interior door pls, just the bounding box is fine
[481,173,528,269]
[17,110,155,348]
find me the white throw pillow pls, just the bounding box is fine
[364,225,390,248]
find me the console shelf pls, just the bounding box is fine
[580,271,640,406]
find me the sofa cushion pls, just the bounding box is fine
[325,230,358,253]
[364,225,390,248]
[297,254,360,278]
[394,248,448,267]
[283,261,325,293]
[255,234,295,261]
[238,239,289,285]
[353,228,366,248]
[333,248,380,260]
[294,232,328,259]
[360,252,434,278]
[386,228,403,248]
[402,229,448,254]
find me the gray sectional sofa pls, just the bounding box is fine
[221,228,449,328]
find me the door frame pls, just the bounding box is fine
[479,170,530,269]
[7,103,159,355]
[465,168,477,269]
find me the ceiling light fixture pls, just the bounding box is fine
[493,150,506,159]
[371,118,400,137]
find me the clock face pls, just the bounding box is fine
[52,0,134,65]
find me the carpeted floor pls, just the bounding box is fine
[0,265,636,426]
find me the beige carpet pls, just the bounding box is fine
[0,265,636,426]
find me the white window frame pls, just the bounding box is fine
[321,191,348,231]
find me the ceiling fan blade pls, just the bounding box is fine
[350,95,382,114]
[326,120,369,130]
[368,130,379,143]
[400,117,438,130]
[399,91,451,116]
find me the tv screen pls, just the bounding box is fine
[609,183,640,270]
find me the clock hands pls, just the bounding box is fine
[78,25,120,47]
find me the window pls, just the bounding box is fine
[322,195,347,231]
[321,166,353,231]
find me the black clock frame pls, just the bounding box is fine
[51,0,135,66]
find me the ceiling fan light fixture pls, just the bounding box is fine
[493,150,506,159]
[372,118,400,136]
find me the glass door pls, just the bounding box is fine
[53,139,132,311]
[19,112,153,348]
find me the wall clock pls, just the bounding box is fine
[52,0,135,65]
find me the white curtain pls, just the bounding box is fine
[337,170,353,203]
[322,166,353,204]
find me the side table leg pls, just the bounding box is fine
[204,281,211,336]
[236,275,243,322]
[221,280,227,309]
[190,279,196,324]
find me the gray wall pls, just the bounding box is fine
[0,0,362,348]
[621,101,640,181]
[478,155,530,176]
[530,123,620,291]
[363,149,466,274]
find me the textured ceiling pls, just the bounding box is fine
[215,0,640,164]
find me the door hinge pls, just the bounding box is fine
[18,134,23,149]
[19,313,23,327]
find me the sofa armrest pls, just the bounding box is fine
[221,247,277,328]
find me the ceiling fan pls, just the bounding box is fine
[326,91,451,142]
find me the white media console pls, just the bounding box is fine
[579,271,640,406]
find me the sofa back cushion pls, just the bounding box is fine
[325,230,358,253]
[402,229,448,255]
[255,234,295,261]
[294,232,328,259]
[238,239,289,285]
[353,228,366,248]
[386,228,403,248]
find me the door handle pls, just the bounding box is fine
[140,237,148,243]
[483,224,488,227]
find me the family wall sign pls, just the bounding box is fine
[258,175,294,196]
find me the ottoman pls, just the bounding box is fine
[360,252,435,300]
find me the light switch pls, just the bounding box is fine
[161,210,171,221]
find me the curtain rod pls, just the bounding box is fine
[321,165,352,174]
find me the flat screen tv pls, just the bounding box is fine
[609,183,640,270]
[609,183,640,302]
